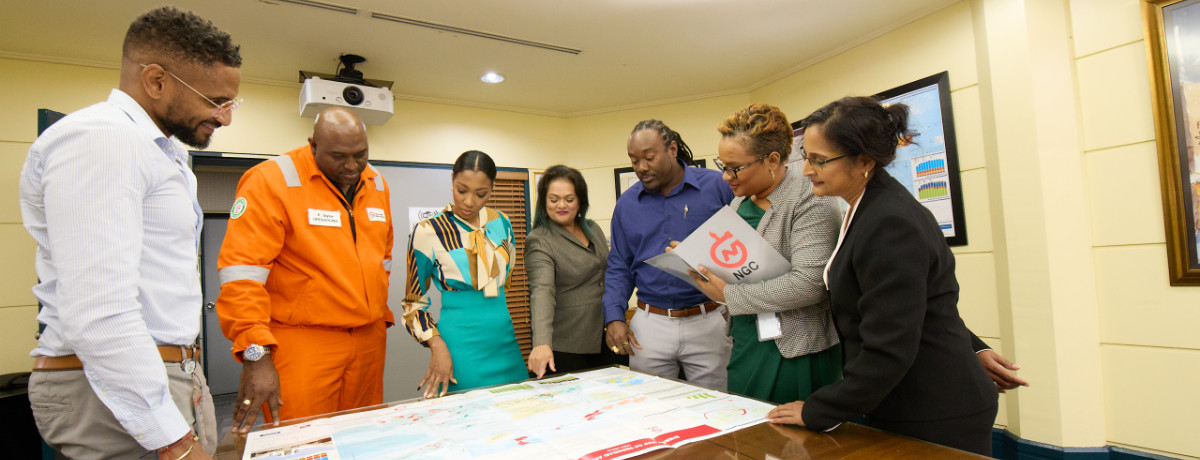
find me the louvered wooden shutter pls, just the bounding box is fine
[493,171,532,359]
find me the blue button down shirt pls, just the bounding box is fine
[603,163,734,324]
[20,89,203,450]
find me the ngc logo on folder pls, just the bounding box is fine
[710,231,762,280]
[709,231,748,268]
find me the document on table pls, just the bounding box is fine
[241,368,774,460]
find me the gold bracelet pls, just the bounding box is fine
[176,444,194,460]
[158,430,196,456]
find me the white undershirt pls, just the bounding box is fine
[824,193,864,290]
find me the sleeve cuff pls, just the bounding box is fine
[232,328,278,363]
[121,395,191,451]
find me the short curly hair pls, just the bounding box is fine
[123,6,241,68]
[717,103,794,162]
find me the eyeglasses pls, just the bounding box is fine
[798,151,850,170]
[713,157,765,180]
[141,64,243,120]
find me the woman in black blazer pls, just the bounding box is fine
[767,97,997,455]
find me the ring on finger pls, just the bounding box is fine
[243,399,252,406]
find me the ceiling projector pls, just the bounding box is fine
[299,54,394,125]
[300,78,394,125]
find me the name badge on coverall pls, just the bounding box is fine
[308,209,342,227]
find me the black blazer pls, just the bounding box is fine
[802,171,996,430]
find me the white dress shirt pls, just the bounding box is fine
[20,89,203,449]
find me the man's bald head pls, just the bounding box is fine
[309,107,369,194]
[312,107,367,142]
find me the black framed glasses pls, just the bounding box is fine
[713,157,766,180]
[798,151,850,169]
[141,64,243,120]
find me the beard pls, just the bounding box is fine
[162,102,212,149]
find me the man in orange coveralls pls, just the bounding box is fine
[216,106,394,432]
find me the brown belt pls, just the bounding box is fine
[637,301,720,318]
[32,345,200,371]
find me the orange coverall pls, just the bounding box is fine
[216,145,394,421]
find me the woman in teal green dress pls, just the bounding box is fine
[687,104,843,404]
[401,150,528,398]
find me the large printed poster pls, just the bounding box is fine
[242,368,773,460]
[880,84,957,237]
[789,72,967,246]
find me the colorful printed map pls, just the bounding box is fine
[242,368,772,460]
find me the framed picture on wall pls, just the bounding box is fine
[792,71,968,246]
[1144,0,1200,285]
[612,159,708,199]
[613,167,638,199]
[873,72,968,247]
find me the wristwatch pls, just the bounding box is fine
[243,344,270,362]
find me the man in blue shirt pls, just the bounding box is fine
[603,120,735,389]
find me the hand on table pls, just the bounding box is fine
[767,400,807,426]
[420,336,456,398]
[527,345,556,379]
[233,355,282,434]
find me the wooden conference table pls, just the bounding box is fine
[214,369,987,460]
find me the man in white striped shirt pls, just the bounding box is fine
[19,7,241,460]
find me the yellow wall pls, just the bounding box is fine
[563,1,1198,457]
[2,0,1196,457]
[0,57,568,374]
[1072,0,1200,457]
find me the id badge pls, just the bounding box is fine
[757,312,783,341]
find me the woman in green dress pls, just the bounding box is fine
[401,150,528,398]
[687,103,843,404]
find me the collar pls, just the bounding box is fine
[290,144,380,189]
[548,219,590,247]
[638,159,701,198]
[763,166,801,203]
[443,203,495,230]
[107,89,186,160]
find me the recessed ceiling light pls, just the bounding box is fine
[481,72,505,83]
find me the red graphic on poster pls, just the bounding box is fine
[709,231,747,269]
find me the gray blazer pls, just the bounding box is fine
[723,169,841,358]
[525,220,610,354]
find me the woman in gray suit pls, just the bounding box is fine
[687,104,843,404]
[525,165,626,378]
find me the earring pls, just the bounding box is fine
[863,170,869,178]
[770,169,776,180]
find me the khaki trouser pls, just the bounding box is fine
[29,363,217,460]
[628,304,732,390]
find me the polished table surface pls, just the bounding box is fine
[215,414,987,459]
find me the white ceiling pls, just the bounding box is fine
[0,0,959,116]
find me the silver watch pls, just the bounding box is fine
[243,344,270,362]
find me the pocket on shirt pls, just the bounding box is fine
[282,277,316,324]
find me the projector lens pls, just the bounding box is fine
[342,86,365,105]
